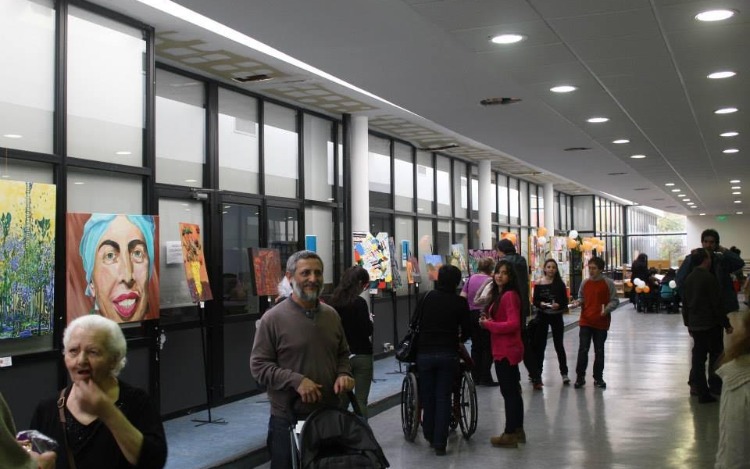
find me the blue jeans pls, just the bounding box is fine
[267,415,294,469]
[417,351,458,450]
[494,358,524,433]
[576,326,608,380]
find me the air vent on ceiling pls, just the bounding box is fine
[231,74,273,83]
[480,97,522,106]
[513,171,543,177]
[417,143,459,151]
[633,188,649,191]
[665,205,676,208]
[563,147,592,152]
[653,198,665,201]
[607,172,628,176]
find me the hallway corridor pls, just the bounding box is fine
[364,307,723,468]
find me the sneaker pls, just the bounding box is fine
[574,377,585,389]
[698,393,717,404]
[594,379,607,389]
[514,428,526,444]
[490,433,518,448]
[562,374,571,385]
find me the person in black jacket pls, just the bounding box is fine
[531,259,570,387]
[630,253,649,311]
[328,266,373,419]
[416,265,471,456]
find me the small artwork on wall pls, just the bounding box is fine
[0,180,56,340]
[249,248,282,296]
[179,223,213,303]
[67,213,160,324]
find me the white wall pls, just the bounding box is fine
[686,215,750,252]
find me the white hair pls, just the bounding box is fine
[63,315,128,377]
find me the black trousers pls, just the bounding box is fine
[689,327,724,394]
[470,309,494,383]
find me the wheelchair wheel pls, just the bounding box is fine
[400,371,420,441]
[458,370,478,439]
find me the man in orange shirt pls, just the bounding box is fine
[573,257,619,389]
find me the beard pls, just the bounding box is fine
[292,278,322,302]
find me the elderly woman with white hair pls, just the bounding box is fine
[30,315,167,469]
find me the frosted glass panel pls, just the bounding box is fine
[219,89,259,193]
[264,103,298,198]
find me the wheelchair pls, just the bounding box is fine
[400,344,478,441]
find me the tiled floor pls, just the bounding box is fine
[167,302,730,468]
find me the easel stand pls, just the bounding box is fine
[386,287,404,375]
[192,301,228,427]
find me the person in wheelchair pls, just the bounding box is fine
[637,268,661,313]
[415,265,471,456]
[659,268,679,313]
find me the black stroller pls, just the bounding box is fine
[290,392,390,468]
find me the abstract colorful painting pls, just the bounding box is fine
[388,237,402,289]
[423,254,443,281]
[468,249,498,275]
[406,256,421,285]
[249,248,282,296]
[447,243,469,277]
[353,232,392,283]
[179,223,213,303]
[0,181,55,339]
[67,213,160,324]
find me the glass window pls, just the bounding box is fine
[155,69,205,187]
[416,151,433,214]
[436,220,451,255]
[491,179,497,222]
[537,186,545,229]
[368,135,391,209]
[471,175,479,220]
[67,169,142,213]
[509,178,519,225]
[67,6,145,166]
[158,199,203,313]
[267,207,298,270]
[305,207,334,285]
[394,216,414,295]
[497,174,508,224]
[455,221,469,251]
[303,114,334,202]
[436,156,451,217]
[218,88,259,193]
[0,0,54,154]
[369,212,390,237]
[529,185,538,227]
[0,159,53,184]
[573,195,594,231]
[520,181,529,226]
[417,218,433,292]
[394,143,414,212]
[454,161,467,219]
[222,203,260,316]
[264,102,298,198]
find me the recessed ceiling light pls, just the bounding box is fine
[613,139,630,144]
[490,34,525,44]
[587,117,609,123]
[733,192,742,195]
[732,186,741,190]
[700,213,706,216]
[73,181,85,185]
[695,9,736,22]
[708,71,736,79]
[550,85,577,93]
[671,189,681,192]
[734,200,742,204]
[678,194,686,197]
[185,179,198,183]
[3,134,22,139]
[715,107,738,114]
[684,198,691,202]
[730,179,741,183]
[630,154,646,159]
[665,183,675,186]
[723,148,739,154]
[737,211,744,215]
[115,151,131,155]
[721,131,739,137]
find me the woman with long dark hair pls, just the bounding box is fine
[480,260,525,448]
[531,259,570,388]
[630,253,649,311]
[328,266,372,419]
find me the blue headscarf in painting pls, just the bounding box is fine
[80,214,155,297]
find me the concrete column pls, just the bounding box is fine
[544,182,555,234]
[350,115,369,234]
[478,160,492,249]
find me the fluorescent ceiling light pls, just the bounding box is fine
[732,186,741,190]
[134,0,416,117]
[695,9,736,22]
[677,194,686,197]
[587,117,609,123]
[550,85,576,93]
[715,107,738,114]
[730,179,741,183]
[671,189,681,192]
[733,192,742,195]
[723,148,739,154]
[683,199,691,202]
[708,71,736,79]
[665,183,675,186]
[613,139,630,144]
[737,212,744,215]
[630,154,646,159]
[734,200,742,204]
[184,179,198,183]
[490,34,525,44]
[73,181,85,185]
[115,151,131,155]
[721,131,739,137]
[700,213,706,216]
[2,134,22,139]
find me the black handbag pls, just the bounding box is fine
[395,291,432,362]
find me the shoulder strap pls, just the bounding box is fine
[57,387,78,469]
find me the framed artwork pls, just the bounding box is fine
[249,248,282,296]
[447,243,469,277]
[468,249,498,275]
[423,254,443,281]
[179,223,213,303]
[0,181,55,339]
[67,213,160,324]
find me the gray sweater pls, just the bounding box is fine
[250,297,352,418]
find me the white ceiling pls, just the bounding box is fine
[92,0,749,216]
